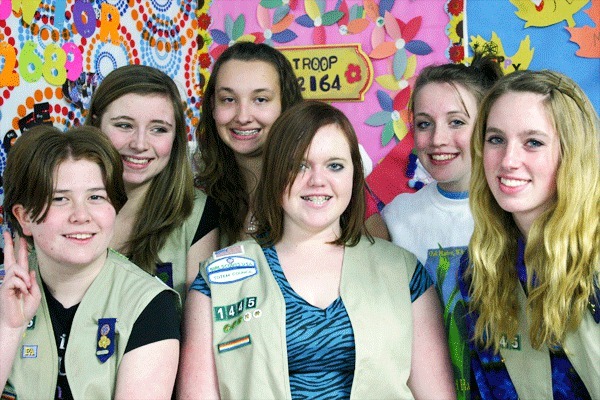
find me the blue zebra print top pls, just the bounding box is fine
[190,245,432,399]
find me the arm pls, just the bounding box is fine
[407,286,456,399]
[114,338,179,399]
[0,232,41,388]
[177,290,220,399]
[364,213,390,241]
[186,228,219,290]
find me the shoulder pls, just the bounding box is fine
[382,185,435,219]
[106,250,173,294]
[352,236,417,265]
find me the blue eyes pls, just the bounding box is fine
[414,119,466,131]
[298,163,345,171]
[485,136,545,148]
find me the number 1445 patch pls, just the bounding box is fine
[214,297,257,321]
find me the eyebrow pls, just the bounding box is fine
[485,127,552,138]
[108,115,173,127]
[414,110,468,118]
[216,87,275,95]
[53,187,107,193]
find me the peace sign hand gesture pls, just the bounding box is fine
[0,231,41,330]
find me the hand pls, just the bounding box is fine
[0,231,41,330]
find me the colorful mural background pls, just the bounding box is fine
[0,0,598,239]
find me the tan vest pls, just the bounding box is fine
[3,250,172,400]
[156,188,207,303]
[200,237,417,400]
[500,286,600,399]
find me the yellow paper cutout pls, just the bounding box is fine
[470,32,534,75]
[510,0,589,28]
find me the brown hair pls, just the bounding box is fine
[85,64,194,273]
[410,52,503,120]
[254,100,369,247]
[4,125,126,245]
[194,42,303,245]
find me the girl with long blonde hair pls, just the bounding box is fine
[461,70,599,399]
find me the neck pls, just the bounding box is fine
[514,217,531,241]
[124,181,152,207]
[37,252,107,308]
[279,223,342,249]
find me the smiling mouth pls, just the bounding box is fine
[64,233,94,240]
[301,196,331,205]
[232,129,260,137]
[122,156,150,165]
[500,178,528,187]
[430,154,457,161]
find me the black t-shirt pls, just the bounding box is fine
[43,282,180,400]
[192,195,220,245]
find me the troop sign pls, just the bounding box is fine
[280,43,373,102]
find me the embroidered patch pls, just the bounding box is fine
[155,262,174,288]
[21,345,38,358]
[217,335,251,353]
[499,334,521,351]
[1,385,17,400]
[214,297,257,321]
[213,244,245,259]
[223,316,244,333]
[96,318,117,363]
[26,316,36,330]
[206,256,257,284]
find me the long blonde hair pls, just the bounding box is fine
[468,70,600,351]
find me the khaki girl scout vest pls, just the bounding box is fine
[500,286,600,399]
[156,188,207,303]
[200,237,418,400]
[2,250,174,400]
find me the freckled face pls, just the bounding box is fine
[483,92,561,234]
[413,82,478,192]
[212,60,282,158]
[100,93,176,192]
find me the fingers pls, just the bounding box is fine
[17,236,29,269]
[3,230,15,266]
[2,231,30,274]
[28,270,42,301]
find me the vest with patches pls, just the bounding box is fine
[2,250,172,400]
[156,188,207,303]
[201,237,417,400]
[500,286,600,399]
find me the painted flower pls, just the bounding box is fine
[446,12,464,44]
[199,52,211,69]
[369,13,433,61]
[345,64,362,84]
[365,88,411,145]
[197,12,211,30]
[336,0,370,35]
[446,0,464,17]
[448,44,464,63]
[209,14,260,60]
[256,4,298,45]
[295,0,344,44]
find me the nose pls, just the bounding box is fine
[129,128,148,151]
[500,142,521,170]
[430,125,450,146]
[308,167,325,186]
[235,101,253,124]
[69,200,92,224]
